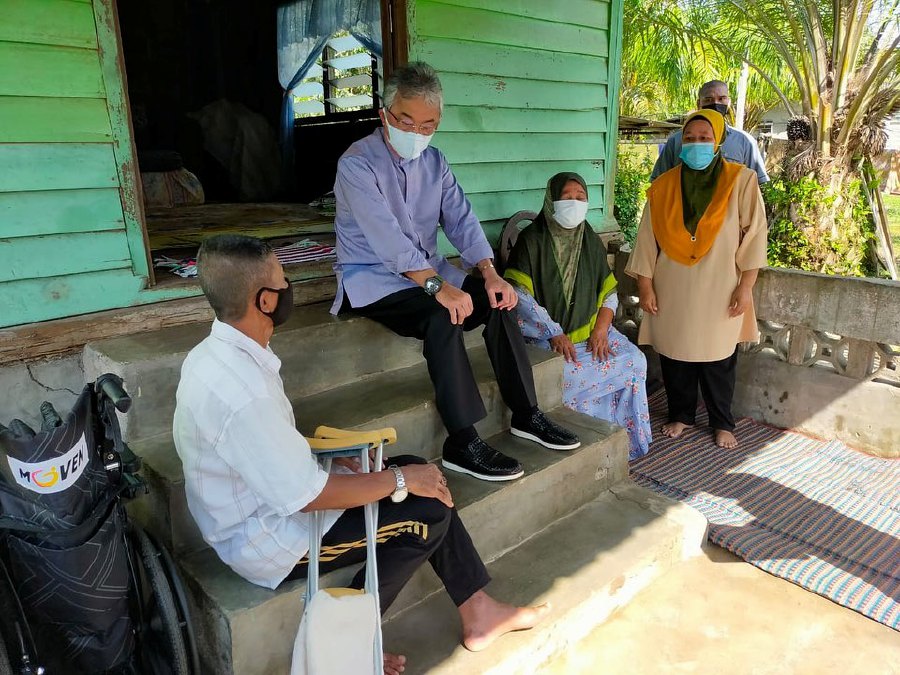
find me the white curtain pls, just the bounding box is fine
[277,0,382,180]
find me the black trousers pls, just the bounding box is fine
[658,348,738,432]
[348,276,537,432]
[287,456,490,614]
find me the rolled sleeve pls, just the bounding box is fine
[336,155,431,275]
[217,398,329,517]
[438,154,494,267]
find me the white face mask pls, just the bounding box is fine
[385,123,432,160]
[552,199,589,229]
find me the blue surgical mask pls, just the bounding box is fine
[385,123,432,160]
[679,142,717,171]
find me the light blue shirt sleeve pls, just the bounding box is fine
[602,292,619,313]
[650,132,681,181]
[438,155,494,268]
[335,154,431,276]
[740,131,770,184]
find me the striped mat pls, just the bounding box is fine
[631,391,900,630]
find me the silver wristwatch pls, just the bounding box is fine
[423,275,444,296]
[388,465,408,503]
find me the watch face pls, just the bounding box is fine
[425,276,443,295]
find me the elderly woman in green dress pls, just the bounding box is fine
[505,172,652,459]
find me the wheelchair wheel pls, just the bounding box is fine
[129,524,190,675]
[0,556,39,675]
[0,632,11,675]
[144,530,200,674]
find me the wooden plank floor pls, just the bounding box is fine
[146,202,334,250]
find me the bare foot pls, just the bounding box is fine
[384,652,406,675]
[662,421,692,438]
[458,590,550,652]
[715,429,738,449]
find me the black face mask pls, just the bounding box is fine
[255,278,294,327]
[702,102,730,117]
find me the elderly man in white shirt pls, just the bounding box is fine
[173,234,547,674]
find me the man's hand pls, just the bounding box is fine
[637,276,658,315]
[482,268,518,310]
[435,284,473,325]
[401,463,453,508]
[333,448,383,473]
[550,334,579,364]
[728,283,753,317]
[588,327,614,361]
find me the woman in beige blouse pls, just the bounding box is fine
[625,109,767,448]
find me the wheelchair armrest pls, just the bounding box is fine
[312,426,397,446]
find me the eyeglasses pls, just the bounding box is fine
[385,107,438,136]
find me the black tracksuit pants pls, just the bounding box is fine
[347,275,537,433]
[658,348,738,432]
[287,456,490,614]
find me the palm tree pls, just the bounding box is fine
[625,0,900,275]
[639,0,900,168]
[621,0,796,123]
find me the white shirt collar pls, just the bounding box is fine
[210,319,281,375]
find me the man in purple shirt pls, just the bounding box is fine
[332,62,580,482]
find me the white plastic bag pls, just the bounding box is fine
[291,588,379,675]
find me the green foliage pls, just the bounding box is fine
[614,148,655,245]
[621,0,797,122]
[765,175,876,277]
[885,193,900,262]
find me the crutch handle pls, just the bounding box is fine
[312,426,397,446]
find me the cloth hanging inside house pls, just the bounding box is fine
[276,0,383,182]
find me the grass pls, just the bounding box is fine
[885,193,900,260]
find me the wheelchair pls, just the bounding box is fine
[0,374,199,674]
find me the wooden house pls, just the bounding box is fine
[0,0,624,335]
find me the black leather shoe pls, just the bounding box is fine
[510,410,581,450]
[442,436,524,482]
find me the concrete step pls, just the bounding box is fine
[175,412,632,675]
[126,344,563,557]
[382,482,708,675]
[83,302,482,443]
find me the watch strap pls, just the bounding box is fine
[388,465,406,492]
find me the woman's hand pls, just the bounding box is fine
[728,283,753,317]
[550,334,579,363]
[637,276,658,315]
[588,327,614,361]
[639,288,658,315]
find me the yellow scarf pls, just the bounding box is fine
[648,161,743,266]
[648,109,741,266]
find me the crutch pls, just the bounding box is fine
[305,426,397,675]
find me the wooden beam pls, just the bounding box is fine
[93,0,154,282]
[0,277,337,365]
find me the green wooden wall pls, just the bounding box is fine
[0,0,626,329]
[0,0,151,328]
[409,0,624,243]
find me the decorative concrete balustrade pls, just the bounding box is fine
[611,249,900,457]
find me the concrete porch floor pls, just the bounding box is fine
[543,544,899,675]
